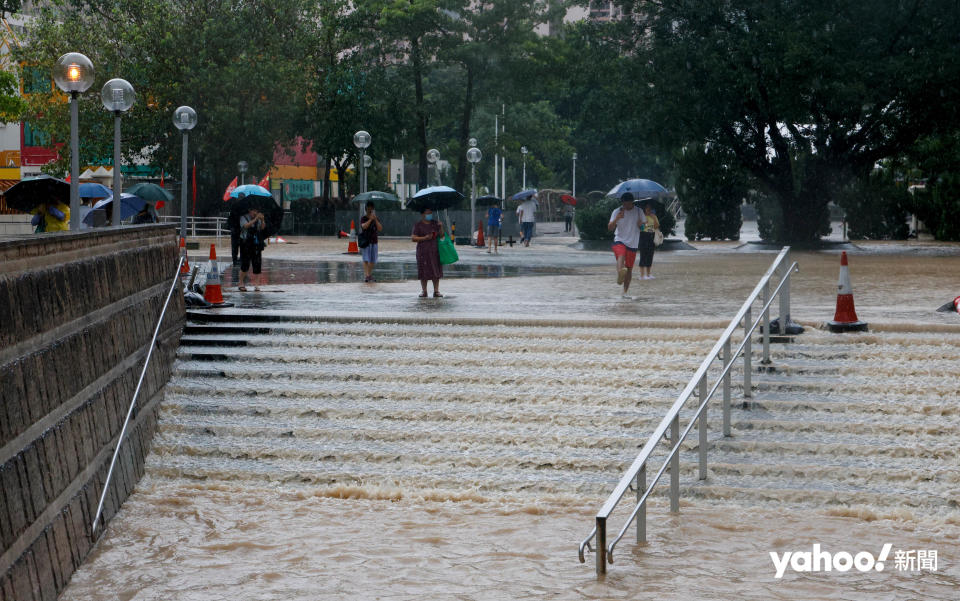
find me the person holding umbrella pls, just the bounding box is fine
[238,206,266,292]
[411,207,444,297]
[30,200,70,232]
[360,200,383,282]
[608,193,647,298]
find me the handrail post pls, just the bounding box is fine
[722,338,732,436]
[743,307,752,398]
[596,517,607,574]
[698,375,708,480]
[762,280,771,364]
[670,414,680,512]
[780,249,791,327]
[636,463,646,543]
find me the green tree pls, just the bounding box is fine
[675,144,745,241]
[0,70,25,123]
[904,131,960,241]
[629,0,960,243]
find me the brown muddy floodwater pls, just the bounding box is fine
[61,247,960,600]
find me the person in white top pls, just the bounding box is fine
[516,197,537,246]
[608,193,647,297]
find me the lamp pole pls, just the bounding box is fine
[101,79,135,226]
[467,146,482,243]
[353,130,371,195]
[238,160,248,186]
[173,106,198,238]
[521,146,528,190]
[53,53,94,230]
[572,152,577,198]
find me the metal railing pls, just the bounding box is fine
[159,215,226,245]
[578,247,799,575]
[92,255,185,533]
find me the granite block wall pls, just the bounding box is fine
[0,225,184,600]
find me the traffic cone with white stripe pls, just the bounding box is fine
[346,220,359,254]
[827,251,868,332]
[179,236,190,275]
[203,244,225,305]
[936,295,960,313]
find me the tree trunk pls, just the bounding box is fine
[454,63,474,194]
[322,157,331,202]
[411,36,429,189]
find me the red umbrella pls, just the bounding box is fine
[561,194,577,206]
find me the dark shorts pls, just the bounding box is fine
[240,243,262,274]
[521,222,534,240]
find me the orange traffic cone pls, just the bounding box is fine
[827,252,868,332]
[203,244,225,305]
[347,219,359,254]
[476,223,485,248]
[179,236,190,274]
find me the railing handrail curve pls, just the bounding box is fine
[91,254,185,533]
[580,246,798,574]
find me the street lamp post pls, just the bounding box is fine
[173,106,198,238]
[427,148,440,185]
[353,130,371,194]
[521,146,528,189]
[467,146,482,244]
[53,53,94,230]
[363,154,372,193]
[101,78,135,227]
[572,152,577,198]
[238,160,248,186]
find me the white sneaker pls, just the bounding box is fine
[648,275,656,279]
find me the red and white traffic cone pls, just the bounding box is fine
[936,295,960,313]
[203,244,226,305]
[827,251,868,332]
[179,236,190,275]
[476,223,485,248]
[346,219,359,254]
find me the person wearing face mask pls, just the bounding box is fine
[411,207,444,297]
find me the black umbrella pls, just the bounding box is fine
[406,186,464,211]
[2,175,70,213]
[230,194,283,238]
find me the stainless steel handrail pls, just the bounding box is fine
[159,215,225,245]
[91,255,184,533]
[579,247,799,575]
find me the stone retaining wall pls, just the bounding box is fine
[0,225,184,600]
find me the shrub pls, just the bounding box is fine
[837,171,910,240]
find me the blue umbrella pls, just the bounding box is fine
[84,193,146,225]
[607,179,668,199]
[78,182,112,198]
[510,189,538,202]
[230,184,272,198]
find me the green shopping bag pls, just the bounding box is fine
[437,233,459,265]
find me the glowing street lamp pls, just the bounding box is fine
[101,78,135,226]
[173,106,198,237]
[53,52,94,230]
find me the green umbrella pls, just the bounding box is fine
[125,182,175,203]
[351,190,399,205]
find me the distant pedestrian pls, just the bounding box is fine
[486,204,502,254]
[564,205,574,232]
[30,201,70,233]
[411,207,443,297]
[360,201,382,282]
[608,193,647,298]
[132,204,158,224]
[638,200,660,280]
[238,207,265,291]
[517,196,537,246]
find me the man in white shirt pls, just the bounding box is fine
[516,197,537,246]
[608,193,647,297]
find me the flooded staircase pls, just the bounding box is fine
[154,312,959,520]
